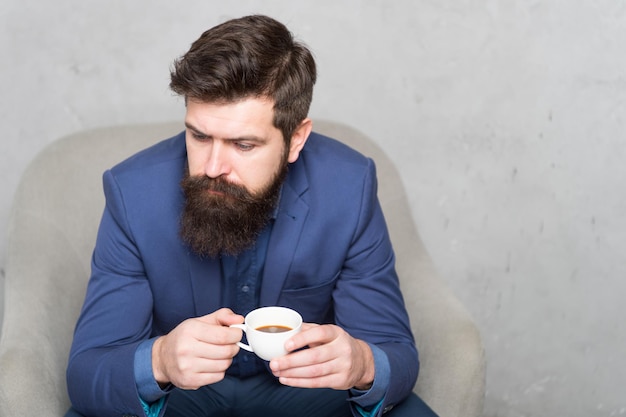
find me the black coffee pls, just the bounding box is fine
[256,325,292,333]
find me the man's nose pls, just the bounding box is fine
[204,142,230,178]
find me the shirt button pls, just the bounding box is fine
[241,285,250,293]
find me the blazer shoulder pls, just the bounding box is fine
[303,131,370,167]
[286,131,376,203]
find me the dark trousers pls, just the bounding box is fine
[66,373,438,417]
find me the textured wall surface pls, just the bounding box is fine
[1,1,625,416]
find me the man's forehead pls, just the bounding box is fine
[184,97,279,138]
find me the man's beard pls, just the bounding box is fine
[180,161,288,258]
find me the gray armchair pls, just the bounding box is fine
[0,121,485,417]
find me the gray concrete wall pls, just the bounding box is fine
[1,1,624,416]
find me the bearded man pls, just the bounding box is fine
[65,14,438,417]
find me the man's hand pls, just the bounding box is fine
[269,323,375,390]
[152,308,244,389]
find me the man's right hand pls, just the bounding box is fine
[151,308,244,389]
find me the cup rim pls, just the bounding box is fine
[245,306,302,331]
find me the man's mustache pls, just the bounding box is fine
[184,175,255,203]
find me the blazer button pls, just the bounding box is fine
[383,405,395,413]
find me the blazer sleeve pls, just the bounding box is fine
[66,170,161,417]
[332,159,419,413]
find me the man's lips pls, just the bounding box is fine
[206,189,240,200]
[207,189,225,196]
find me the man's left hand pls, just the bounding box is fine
[269,323,375,390]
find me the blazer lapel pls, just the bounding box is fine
[260,174,309,306]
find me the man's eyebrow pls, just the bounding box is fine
[184,122,268,143]
[185,122,209,137]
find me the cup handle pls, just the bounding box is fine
[229,323,253,352]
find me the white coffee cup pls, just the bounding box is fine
[230,306,302,361]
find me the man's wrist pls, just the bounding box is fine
[135,338,171,403]
[151,336,169,388]
[353,339,375,390]
[348,343,390,411]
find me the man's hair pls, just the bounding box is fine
[170,15,317,142]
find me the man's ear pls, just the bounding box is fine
[287,118,313,163]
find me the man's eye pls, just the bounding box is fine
[236,142,255,151]
[192,132,208,141]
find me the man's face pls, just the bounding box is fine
[180,97,309,256]
[185,97,292,195]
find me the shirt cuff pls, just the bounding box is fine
[134,338,171,403]
[348,343,390,411]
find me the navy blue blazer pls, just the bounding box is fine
[67,131,418,416]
